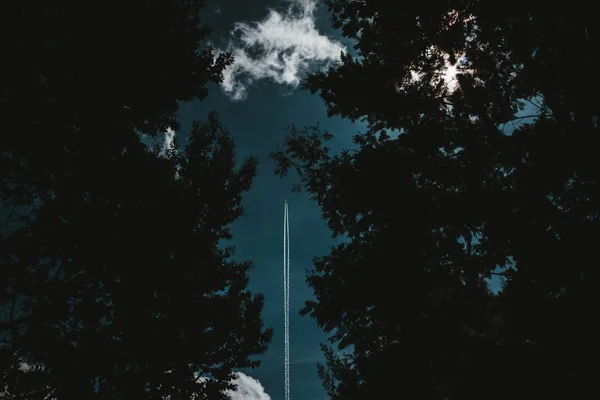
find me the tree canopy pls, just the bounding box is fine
[273,1,598,399]
[2,113,272,400]
[0,0,232,209]
[1,1,272,399]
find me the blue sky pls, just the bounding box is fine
[167,1,540,398]
[174,1,363,399]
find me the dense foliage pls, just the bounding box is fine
[273,1,598,399]
[1,1,272,399]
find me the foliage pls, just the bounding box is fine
[273,1,598,398]
[0,0,232,206]
[1,1,272,398]
[1,113,272,399]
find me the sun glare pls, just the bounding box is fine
[406,50,471,94]
[438,49,473,94]
[442,62,459,92]
[401,9,477,96]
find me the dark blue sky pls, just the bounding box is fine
[177,1,363,399]
[180,91,358,400]
[175,2,525,398]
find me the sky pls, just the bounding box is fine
[0,1,548,399]
[175,1,363,399]
[167,1,534,398]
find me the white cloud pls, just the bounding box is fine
[159,128,176,157]
[138,127,176,158]
[219,0,346,100]
[195,372,271,400]
[226,372,272,400]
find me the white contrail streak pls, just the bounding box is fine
[283,200,290,400]
[286,201,290,400]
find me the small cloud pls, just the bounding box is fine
[227,372,272,400]
[218,0,346,100]
[195,372,271,400]
[214,5,222,14]
[138,127,176,158]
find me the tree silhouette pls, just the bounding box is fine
[1,1,273,398]
[273,1,598,398]
[273,124,496,399]
[0,0,232,214]
[2,113,272,399]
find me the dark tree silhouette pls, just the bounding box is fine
[0,0,231,212]
[273,1,598,399]
[2,113,272,399]
[273,124,496,399]
[1,1,273,398]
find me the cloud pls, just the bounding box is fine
[226,372,272,400]
[195,372,271,400]
[138,127,176,158]
[218,0,346,100]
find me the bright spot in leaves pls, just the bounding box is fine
[442,62,459,92]
[406,50,471,94]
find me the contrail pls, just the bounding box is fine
[283,199,290,400]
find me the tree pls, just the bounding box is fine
[273,123,497,399]
[1,112,272,399]
[1,0,229,345]
[0,0,232,214]
[1,1,274,397]
[273,1,598,398]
